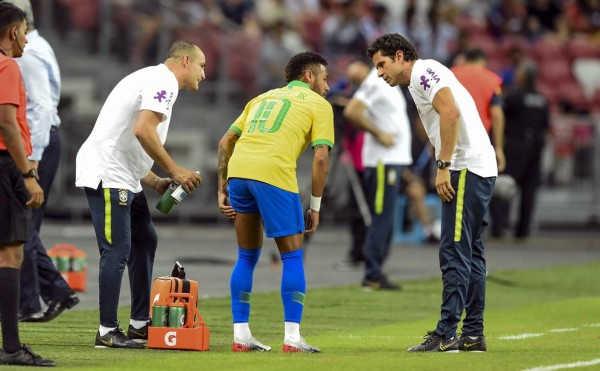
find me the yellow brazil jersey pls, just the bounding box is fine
[227,80,335,193]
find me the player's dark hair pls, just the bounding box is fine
[367,33,419,62]
[463,47,487,63]
[285,52,328,83]
[0,2,26,36]
[167,40,198,60]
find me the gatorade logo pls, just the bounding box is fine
[165,331,177,346]
[153,294,160,305]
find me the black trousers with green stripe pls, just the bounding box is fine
[363,163,404,282]
[435,169,495,338]
[85,184,158,328]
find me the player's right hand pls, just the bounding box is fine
[218,191,236,220]
[24,178,44,208]
[171,167,202,194]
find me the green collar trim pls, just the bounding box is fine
[287,80,310,89]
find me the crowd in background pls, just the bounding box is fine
[42,0,599,111]
[28,0,600,227]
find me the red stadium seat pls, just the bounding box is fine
[538,58,572,85]
[174,22,222,79]
[533,35,566,62]
[226,31,262,97]
[567,37,600,61]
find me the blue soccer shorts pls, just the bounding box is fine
[227,178,305,238]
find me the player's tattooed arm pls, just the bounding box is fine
[217,129,240,219]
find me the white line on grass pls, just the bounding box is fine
[522,358,600,371]
[549,328,577,332]
[499,333,544,340]
[583,323,600,327]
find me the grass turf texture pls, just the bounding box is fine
[12,261,600,371]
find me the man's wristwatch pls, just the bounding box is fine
[436,160,451,169]
[22,168,37,178]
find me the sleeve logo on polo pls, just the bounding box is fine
[153,90,174,111]
[420,67,441,91]
[154,90,167,102]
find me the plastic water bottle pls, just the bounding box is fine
[155,171,200,214]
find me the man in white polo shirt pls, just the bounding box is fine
[343,60,412,290]
[368,33,497,353]
[76,40,205,349]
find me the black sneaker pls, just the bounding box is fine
[361,277,401,291]
[458,334,487,352]
[407,331,460,353]
[379,276,402,290]
[127,320,151,343]
[0,344,56,367]
[95,328,145,349]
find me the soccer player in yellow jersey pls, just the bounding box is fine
[218,52,334,353]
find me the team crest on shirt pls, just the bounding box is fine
[118,189,128,205]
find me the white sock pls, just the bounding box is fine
[99,325,117,336]
[284,322,301,343]
[234,323,252,341]
[130,319,148,329]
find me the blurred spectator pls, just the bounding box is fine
[258,20,307,92]
[327,73,367,269]
[490,61,550,239]
[410,0,459,65]
[359,2,400,44]
[218,0,260,35]
[499,45,532,89]
[488,0,528,39]
[526,0,563,34]
[564,0,600,34]
[321,0,368,59]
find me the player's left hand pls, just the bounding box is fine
[304,209,320,236]
[435,169,455,202]
[155,178,172,194]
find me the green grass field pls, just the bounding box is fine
[13,261,600,371]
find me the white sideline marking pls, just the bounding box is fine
[549,328,577,333]
[522,358,600,371]
[499,333,544,340]
[583,323,600,327]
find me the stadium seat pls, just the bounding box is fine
[556,81,591,112]
[567,37,600,61]
[226,31,262,97]
[539,58,572,85]
[533,35,565,62]
[174,22,222,79]
[298,12,327,53]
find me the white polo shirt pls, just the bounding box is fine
[353,68,412,167]
[76,64,179,192]
[408,59,497,178]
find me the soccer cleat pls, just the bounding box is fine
[282,337,321,353]
[0,344,56,367]
[232,337,272,352]
[407,331,460,353]
[127,320,151,343]
[95,328,145,349]
[458,334,487,352]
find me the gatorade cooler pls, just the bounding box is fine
[148,293,210,351]
[48,244,87,292]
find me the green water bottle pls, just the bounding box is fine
[155,171,199,214]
